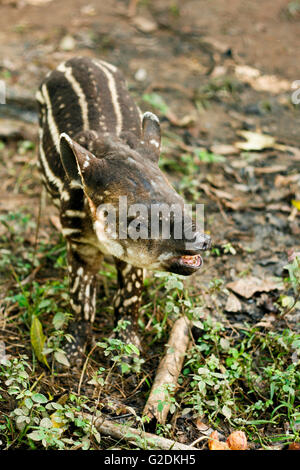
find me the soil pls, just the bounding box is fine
[0,0,299,451]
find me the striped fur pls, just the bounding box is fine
[37,56,211,365]
[37,57,146,363]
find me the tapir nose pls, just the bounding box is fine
[184,232,212,252]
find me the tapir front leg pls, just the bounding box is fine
[113,259,144,350]
[65,241,103,365]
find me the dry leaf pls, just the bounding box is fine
[274,174,300,187]
[59,35,76,51]
[50,215,62,232]
[226,431,248,450]
[195,418,209,432]
[255,314,276,329]
[235,65,290,94]
[288,442,300,450]
[211,144,239,156]
[227,276,281,299]
[254,165,287,175]
[208,431,230,450]
[211,188,234,200]
[225,293,242,312]
[235,130,286,152]
[195,418,213,435]
[132,16,157,33]
[165,110,196,127]
[30,316,49,369]
[292,200,300,211]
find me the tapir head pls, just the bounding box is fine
[59,112,211,275]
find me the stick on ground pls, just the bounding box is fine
[143,316,191,424]
[83,414,197,450]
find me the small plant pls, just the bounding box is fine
[222,242,237,255]
[156,383,179,416]
[194,149,225,164]
[142,93,169,115]
[278,253,300,316]
[97,320,144,374]
[0,356,101,449]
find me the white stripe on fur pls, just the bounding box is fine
[57,62,89,131]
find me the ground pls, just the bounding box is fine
[0,0,299,451]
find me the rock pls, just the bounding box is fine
[132,16,158,33]
[225,293,242,312]
[59,35,76,51]
[135,68,147,82]
[227,276,282,299]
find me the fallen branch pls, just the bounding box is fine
[83,414,197,450]
[143,316,191,424]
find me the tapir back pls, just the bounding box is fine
[36,56,142,200]
[35,56,211,367]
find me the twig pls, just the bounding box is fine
[82,414,198,451]
[33,186,46,263]
[77,344,98,395]
[143,316,191,424]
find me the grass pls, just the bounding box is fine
[0,253,299,449]
[0,139,299,450]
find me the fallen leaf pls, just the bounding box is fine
[210,144,239,156]
[235,130,286,152]
[132,16,157,33]
[50,412,65,429]
[254,165,287,174]
[211,188,234,200]
[292,200,300,211]
[208,431,230,450]
[30,316,49,368]
[274,174,300,187]
[255,314,277,329]
[199,183,234,200]
[235,65,290,94]
[288,442,300,450]
[226,431,248,450]
[195,418,208,431]
[227,276,281,299]
[165,110,196,127]
[59,35,76,51]
[195,418,213,435]
[225,293,242,312]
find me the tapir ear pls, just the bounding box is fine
[59,133,106,189]
[142,112,161,159]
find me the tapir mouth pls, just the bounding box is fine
[168,251,205,276]
[162,233,211,276]
[178,254,203,269]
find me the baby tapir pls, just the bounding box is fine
[36,56,211,365]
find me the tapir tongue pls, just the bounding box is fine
[180,254,202,268]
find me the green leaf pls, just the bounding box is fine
[24,398,33,409]
[54,351,70,367]
[52,312,66,330]
[126,344,140,356]
[142,93,169,114]
[27,430,43,441]
[222,404,232,419]
[120,362,130,374]
[40,417,53,429]
[32,393,48,404]
[30,316,49,368]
